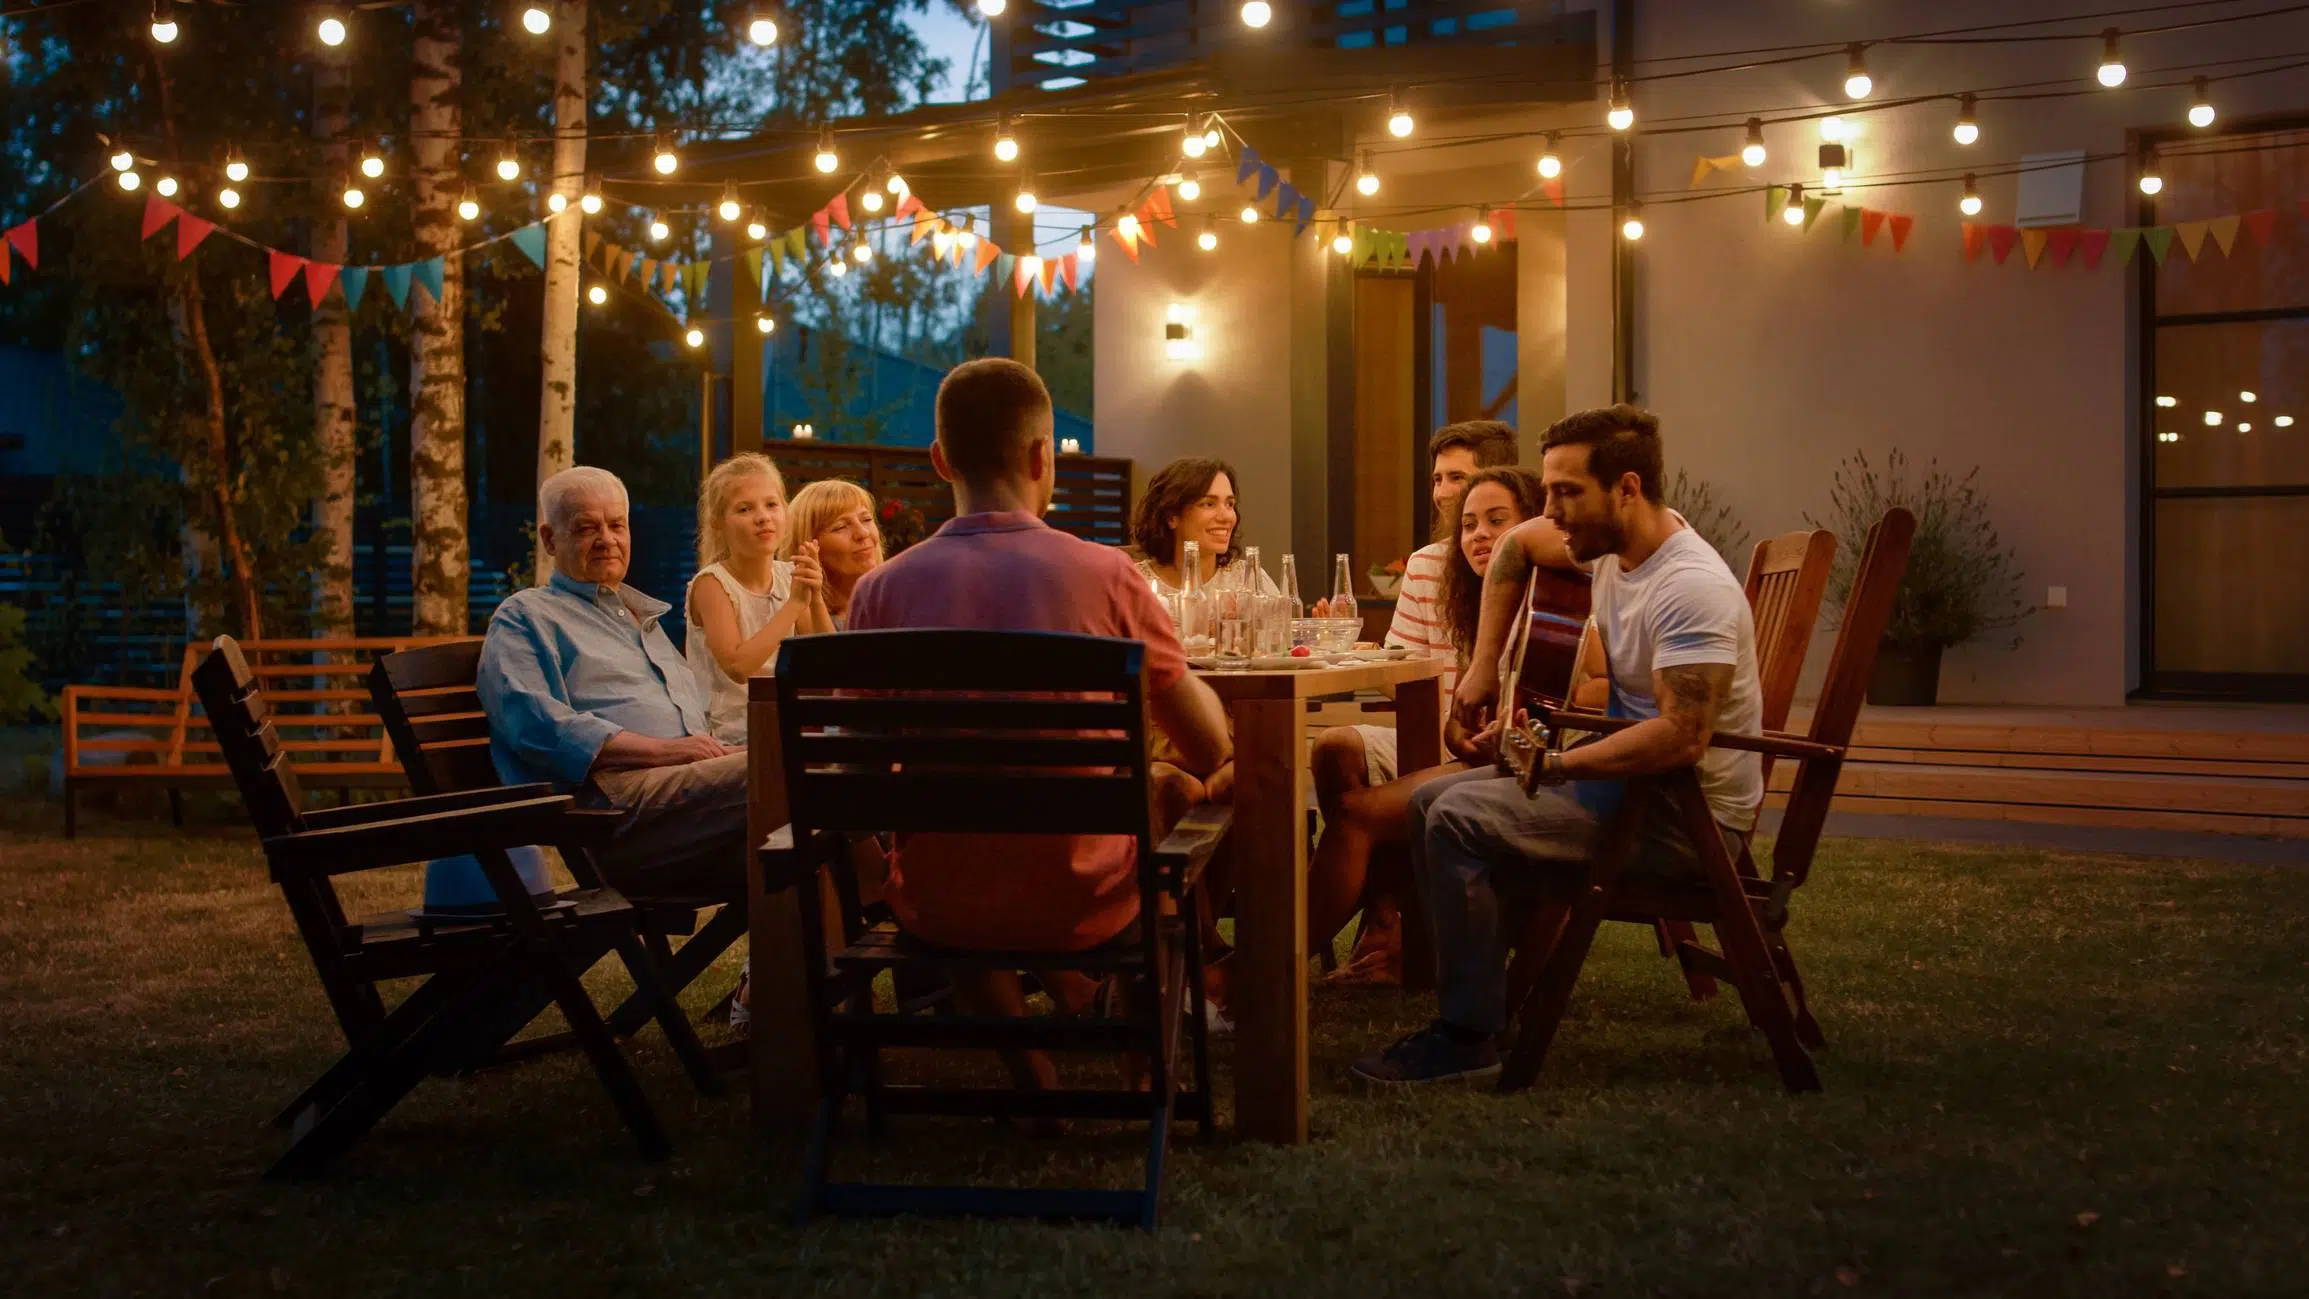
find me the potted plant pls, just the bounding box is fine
[1809,449,2032,705]
[1665,468,1752,570]
[1367,557,1407,599]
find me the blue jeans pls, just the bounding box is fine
[1407,770,1748,1035]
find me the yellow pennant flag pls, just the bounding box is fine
[2021,228,2050,269]
[2207,214,2241,256]
[1688,153,1743,188]
[2172,219,2209,261]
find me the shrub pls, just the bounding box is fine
[1809,449,2032,652]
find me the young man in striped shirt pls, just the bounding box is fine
[1308,419,1521,979]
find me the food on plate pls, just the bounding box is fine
[1290,645,1313,657]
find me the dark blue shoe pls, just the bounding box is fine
[1350,1021,1501,1085]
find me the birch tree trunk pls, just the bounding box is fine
[409,0,469,634]
[311,53,357,640]
[535,0,587,583]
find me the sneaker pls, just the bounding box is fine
[1350,1021,1501,1085]
[729,959,751,1034]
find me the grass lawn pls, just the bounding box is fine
[3,794,2305,1297]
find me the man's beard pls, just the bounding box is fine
[1566,514,1626,562]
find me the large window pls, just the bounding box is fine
[2143,125,2309,698]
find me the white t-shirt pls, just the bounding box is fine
[1590,526,1763,830]
[684,559,794,745]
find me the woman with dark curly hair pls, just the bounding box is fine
[1128,457,1278,597]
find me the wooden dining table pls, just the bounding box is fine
[740,656,1450,1147]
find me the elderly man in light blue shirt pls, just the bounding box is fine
[479,465,748,897]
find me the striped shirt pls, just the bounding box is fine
[1383,541,1457,687]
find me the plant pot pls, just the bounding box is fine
[1867,641,1943,706]
[1368,574,1403,599]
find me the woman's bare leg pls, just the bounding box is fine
[1310,759,1470,970]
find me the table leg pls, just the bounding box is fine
[1393,677,1444,993]
[746,692,817,1139]
[1230,696,1308,1145]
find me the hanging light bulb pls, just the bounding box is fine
[852,240,873,264]
[2189,77,2216,128]
[1204,123,1222,150]
[580,178,603,214]
[2098,28,2126,87]
[1959,174,1982,217]
[648,216,670,241]
[1182,116,1208,159]
[1355,153,1379,196]
[1114,212,1139,243]
[1782,182,1806,226]
[1822,164,1844,194]
[1176,173,1201,202]
[110,149,136,173]
[932,228,954,257]
[1198,219,1219,252]
[156,175,179,198]
[1331,229,1353,255]
[860,186,885,214]
[1953,94,1980,146]
[977,0,1006,14]
[1621,201,1645,241]
[457,188,481,221]
[992,116,1019,163]
[1241,1,1272,27]
[957,216,978,248]
[1819,115,1846,143]
[358,144,385,180]
[521,5,550,35]
[1015,175,1038,214]
[2155,395,2178,407]
[1606,79,1634,131]
[685,326,706,349]
[746,209,769,240]
[218,186,242,210]
[1386,93,1415,139]
[1741,118,1766,168]
[496,145,521,182]
[342,182,365,209]
[2240,390,2257,403]
[1843,43,1873,100]
[748,11,778,45]
[2276,415,2295,428]
[587,284,608,306]
[224,150,250,184]
[1471,214,1493,244]
[1537,133,1562,179]
[150,1,179,45]
[118,169,142,192]
[1077,225,1097,265]
[652,133,679,175]
[757,313,776,334]
[717,186,742,222]
[547,192,567,213]
[1238,203,1259,225]
[2138,155,2163,195]
[316,8,348,46]
[813,129,840,174]
[885,171,909,198]
[828,258,848,278]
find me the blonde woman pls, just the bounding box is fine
[686,453,823,744]
[786,478,883,631]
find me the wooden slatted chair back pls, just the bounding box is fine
[1742,529,1837,733]
[1772,509,1915,886]
[190,637,311,841]
[370,640,495,795]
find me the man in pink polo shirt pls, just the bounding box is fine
[848,357,1232,970]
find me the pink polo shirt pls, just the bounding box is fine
[846,510,1188,952]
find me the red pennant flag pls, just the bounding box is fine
[176,214,215,260]
[1146,186,1176,228]
[2240,208,2278,248]
[141,196,181,240]
[1988,225,2018,265]
[0,247,9,286]
[1060,251,1078,292]
[1137,214,1158,248]
[1887,214,1913,253]
[2047,228,2080,269]
[894,193,925,221]
[2080,228,2112,270]
[1039,256,1058,297]
[1493,208,1517,242]
[4,220,37,270]
[1013,256,1035,299]
[268,249,305,299]
[303,261,340,305]
[827,192,852,231]
[1962,223,1984,262]
[1859,209,1886,246]
[1542,179,1563,208]
[810,207,831,245]
[973,239,1000,276]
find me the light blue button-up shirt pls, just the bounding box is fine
[477,570,711,789]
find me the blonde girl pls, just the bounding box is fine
[686,453,824,743]
[785,478,883,631]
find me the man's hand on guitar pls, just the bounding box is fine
[1452,658,1499,731]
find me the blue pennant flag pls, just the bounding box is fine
[412,256,446,308]
[1275,182,1298,222]
[1294,193,1315,233]
[339,266,370,311]
[994,252,1016,283]
[509,223,548,269]
[1255,164,1279,202]
[1236,146,1263,187]
[380,263,413,310]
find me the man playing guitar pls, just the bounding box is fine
[1350,404,1766,1086]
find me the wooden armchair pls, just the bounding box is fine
[769,630,1230,1230]
[1497,509,1914,1094]
[192,637,719,1178]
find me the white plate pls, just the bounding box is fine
[1250,655,1323,670]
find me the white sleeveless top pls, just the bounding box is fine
[684,560,795,744]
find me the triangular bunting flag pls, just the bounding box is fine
[767,238,786,274]
[1137,218,1157,249]
[582,230,601,261]
[2143,226,2177,264]
[510,223,548,269]
[828,193,852,231]
[2172,220,2208,261]
[1860,209,1885,246]
[745,247,764,286]
[381,263,413,309]
[602,241,625,275]
[1295,193,1315,232]
[911,210,938,244]
[660,261,678,294]
[1273,182,1297,223]
[1801,197,1826,232]
[2021,228,2049,269]
[786,227,808,262]
[1146,187,1175,228]
[0,247,10,286]
[1039,255,1058,297]
[1255,164,1279,202]
[1236,147,1263,186]
[1493,209,1517,243]
[4,220,37,269]
[1889,214,1913,253]
[1988,226,2018,265]
[1764,185,1786,224]
[303,261,340,305]
[686,260,711,304]
[1542,178,1563,208]
[2047,228,2079,268]
[2080,229,2111,270]
[1690,155,1717,189]
[894,194,925,221]
[810,207,831,245]
[141,196,181,240]
[339,266,369,311]
[268,249,305,299]
[1962,223,1984,263]
[2241,208,2278,247]
[1060,251,1079,292]
[412,256,445,307]
[175,214,214,260]
[2207,214,2241,257]
[638,256,658,287]
[1840,206,1863,242]
[2110,228,2143,266]
[973,239,1000,276]
[1008,254,1029,298]
[1351,227,1374,266]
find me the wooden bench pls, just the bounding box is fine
[59,636,464,837]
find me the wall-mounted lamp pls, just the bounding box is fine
[1060,436,1083,454]
[791,423,815,439]
[1164,303,1202,361]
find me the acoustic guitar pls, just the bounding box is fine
[1491,562,1592,774]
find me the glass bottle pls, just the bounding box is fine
[1214,550,1251,666]
[1179,540,1211,656]
[1280,553,1304,619]
[1329,553,1359,641]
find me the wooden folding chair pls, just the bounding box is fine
[768,630,1230,1230]
[191,637,720,1178]
[370,640,751,1043]
[1652,528,1836,1002]
[1497,509,1914,1094]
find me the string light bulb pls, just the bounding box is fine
[1606,79,1634,131]
[587,284,608,306]
[2098,28,2126,87]
[852,240,873,264]
[495,146,521,182]
[1843,43,1872,99]
[747,11,778,45]
[1177,173,1201,202]
[1621,201,1645,241]
[1115,212,1140,242]
[2138,156,2163,195]
[150,2,179,44]
[359,144,385,179]
[1355,153,1379,196]
[977,0,1006,14]
[156,175,179,198]
[547,192,567,213]
[224,151,250,184]
[342,182,365,209]
[717,186,742,222]
[118,169,142,192]
[520,5,550,35]
[1537,133,1562,179]
[1819,116,1846,143]
[756,314,775,334]
[1077,225,1097,265]
[1332,229,1353,255]
[1182,116,1208,159]
[957,217,978,248]
[2276,416,2295,428]
[746,210,768,241]
[992,117,1019,163]
[457,189,481,221]
[580,178,603,214]
[1959,174,1982,217]
[1386,93,1414,139]
[813,129,840,174]
[1782,182,1806,226]
[1240,0,1272,27]
[1014,175,1038,214]
[1204,123,1222,149]
[828,258,847,278]
[316,8,347,46]
[218,186,241,209]
[1954,94,1979,146]
[110,149,135,173]
[685,326,706,349]
[1199,219,1218,252]
[2240,390,2257,403]
[2155,395,2178,407]
[2189,77,2215,128]
[648,216,670,242]
[652,134,679,175]
[1741,118,1766,168]
[885,171,909,198]
[1471,214,1493,244]
[1238,203,1259,225]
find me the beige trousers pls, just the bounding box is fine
[585,751,750,899]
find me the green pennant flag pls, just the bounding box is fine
[1840,205,1863,241]
[2110,228,2143,266]
[1802,197,1827,232]
[1350,227,1373,267]
[684,259,710,305]
[784,227,808,262]
[2143,226,2176,264]
[745,247,764,286]
[1764,185,1787,224]
[766,237,785,273]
